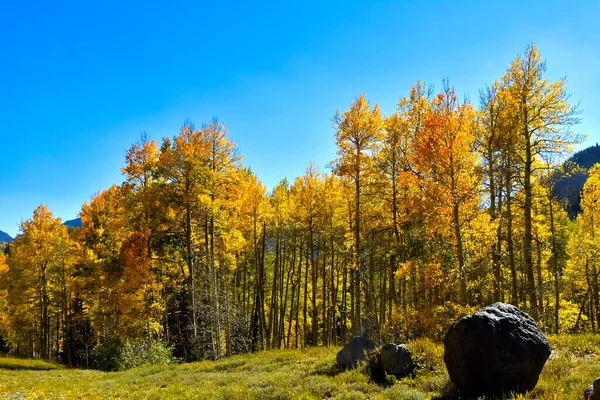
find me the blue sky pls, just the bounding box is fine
[1,0,599,237]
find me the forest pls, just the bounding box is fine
[0,44,595,369]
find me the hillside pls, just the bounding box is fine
[0,230,12,243]
[553,144,600,219]
[63,218,82,229]
[0,335,599,399]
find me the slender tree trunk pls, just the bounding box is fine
[505,168,519,306]
[341,262,348,344]
[281,240,291,349]
[322,237,328,346]
[453,204,468,304]
[548,195,560,333]
[487,146,502,302]
[535,238,544,316]
[585,256,595,332]
[295,241,302,348]
[523,130,538,319]
[186,205,197,339]
[286,242,296,349]
[303,240,309,347]
[210,213,222,359]
[270,231,280,349]
[380,259,387,329]
[259,222,268,350]
[354,165,362,335]
[330,231,336,346]
[310,221,318,346]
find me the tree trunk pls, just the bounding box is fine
[310,220,318,346]
[354,163,362,335]
[548,195,560,333]
[186,205,197,339]
[523,132,538,319]
[505,168,519,306]
[453,204,468,304]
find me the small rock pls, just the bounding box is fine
[336,336,376,368]
[379,344,414,378]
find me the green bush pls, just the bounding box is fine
[117,339,174,370]
[92,335,174,371]
[92,336,122,371]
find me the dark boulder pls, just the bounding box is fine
[444,302,551,398]
[369,343,415,384]
[379,344,414,378]
[336,336,376,368]
[583,377,600,400]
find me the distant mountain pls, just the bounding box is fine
[567,144,600,169]
[0,219,81,242]
[63,218,82,229]
[0,230,12,243]
[553,144,600,219]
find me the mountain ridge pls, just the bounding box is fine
[554,144,600,218]
[63,218,82,229]
[1,217,82,242]
[0,230,12,243]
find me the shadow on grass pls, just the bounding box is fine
[0,360,60,371]
[431,388,512,400]
[370,377,395,389]
[430,380,460,399]
[212,359,247,372]
[0,355,62,371]
[311,363,347,377]
[431,391,460,400]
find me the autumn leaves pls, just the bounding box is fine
[0,44,585,364]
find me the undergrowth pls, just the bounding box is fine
[0,335,599,399]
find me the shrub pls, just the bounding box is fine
[117,339,174,370]
[92,335,122,371]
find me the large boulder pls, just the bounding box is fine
[336,336,376,368]
[444,302,551,398]
[379,344,414,378]
[584,377,600,400]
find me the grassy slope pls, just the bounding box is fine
[1,335,600,399]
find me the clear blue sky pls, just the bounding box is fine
[1,1,599,237]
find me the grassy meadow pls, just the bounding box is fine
[1,335,600,399]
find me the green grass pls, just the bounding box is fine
[0,335,599,399]
[0,356,61,371]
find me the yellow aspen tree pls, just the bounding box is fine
[7,205,72,359]
[412,82,480,304]
[158,120,211,340]
[503,44,581,318]
[291,163,324,345]
[333,94,383,335]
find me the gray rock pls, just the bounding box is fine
[583,377,600,400]
[336,336,376,368]
[379,343,414,378]
[444,302,551,398]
